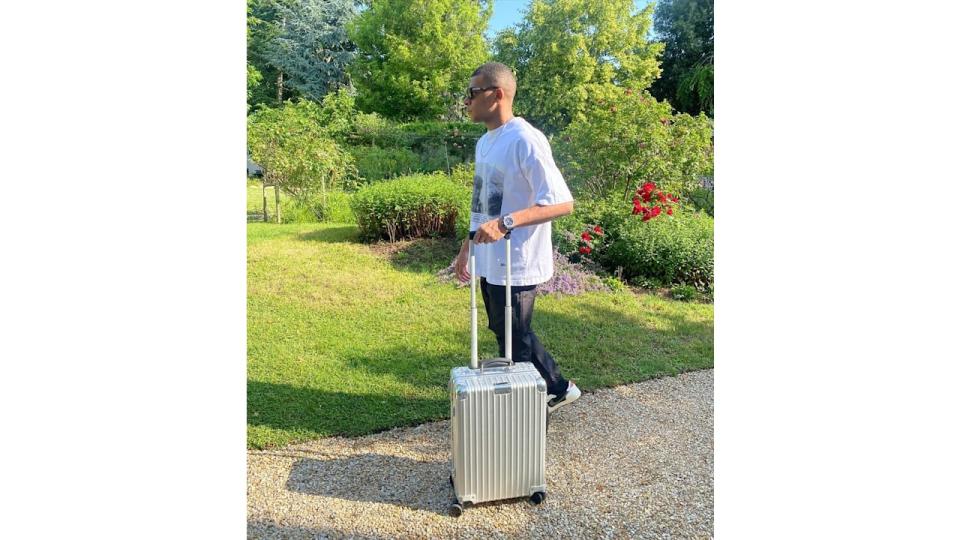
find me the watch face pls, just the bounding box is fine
[503,215,514,228]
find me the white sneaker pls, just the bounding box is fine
[547,382,581,414]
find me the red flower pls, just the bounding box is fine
[581,231,592,241]
[667,207,674,216]
[657,192,667,203]
[641,191,653,203]
[593,225,603,235]
[641,182,656,194]
[579,246,592,254]
[650,206,662,218]
[642,213,652,222]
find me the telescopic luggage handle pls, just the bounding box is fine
[468,229,513,370]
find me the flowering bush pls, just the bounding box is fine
[577,224,604,255]
[631,181,680,221]
[605,209,714,291]
[553,88,713,201]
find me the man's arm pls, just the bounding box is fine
[503,201,574,229]
[472,201,575,244]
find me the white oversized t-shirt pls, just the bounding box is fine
[469,117,574,286]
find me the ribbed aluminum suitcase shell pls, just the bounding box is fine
[449,361,547,505]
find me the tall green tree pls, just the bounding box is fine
[650,0,713,116]
[493,0,663,134]
[263,0,359,102]
[248,0,300,110]
[348,0,493,121]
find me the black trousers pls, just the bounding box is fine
[479,277,569,397]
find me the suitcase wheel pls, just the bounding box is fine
[449,502,464,517]
[530,491,547,505]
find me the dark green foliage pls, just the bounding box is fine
[346,145,421,182]
[686,185,714,216]
[263,0,358,102]
[651,0,714,116]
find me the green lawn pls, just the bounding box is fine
[247,222,714,449]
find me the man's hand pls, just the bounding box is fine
[474,217,507,244]
[454,248,470,283]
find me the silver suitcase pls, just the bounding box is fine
[448,231,548,517]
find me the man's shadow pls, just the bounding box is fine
[285,453,452,515]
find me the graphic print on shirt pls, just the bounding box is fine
[469,162,504,231]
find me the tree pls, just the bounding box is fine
[263,0,359,102]
[247,100,358,221]
[493,0,663,134]
[348,0,493,121]
[650,0,713,116]
[248,0,300,110]
[553,87,713,201]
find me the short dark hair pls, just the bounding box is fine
[471,62,517,100]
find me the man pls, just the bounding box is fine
[454,62,581,414]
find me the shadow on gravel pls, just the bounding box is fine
[285,454,452,516]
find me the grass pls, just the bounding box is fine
[247,222,714,449]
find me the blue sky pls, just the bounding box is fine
[486,0,656,40]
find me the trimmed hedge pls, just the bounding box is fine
[351,173,470,242]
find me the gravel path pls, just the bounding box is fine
[248,369,713,539]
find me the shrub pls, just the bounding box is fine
[687,185,714,217]
[247,100,358,205]
[553,88,713,201]
[602,276,628,293]
[552,194,632,258]
[399,121,484,162]
[346,145,421,182]
[605,209,714,291]
[536,249,610,296]
[316,88,357,140]
[266,190,355,224]
[669,284,699,302]
[351,173,470,242]
[345,112,409,147]
[449,162,474,189]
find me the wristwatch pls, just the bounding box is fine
[500,213,516,232]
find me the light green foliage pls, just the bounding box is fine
[247,63,263,106]
[350,173,471,242]
[347,0,493,120]
[449,161,474,189]
[315,87,357,140]
[247,100,358,210]
[554,88,713,200]
[493,0,663,134]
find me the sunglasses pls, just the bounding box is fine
[466,86,499,100]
